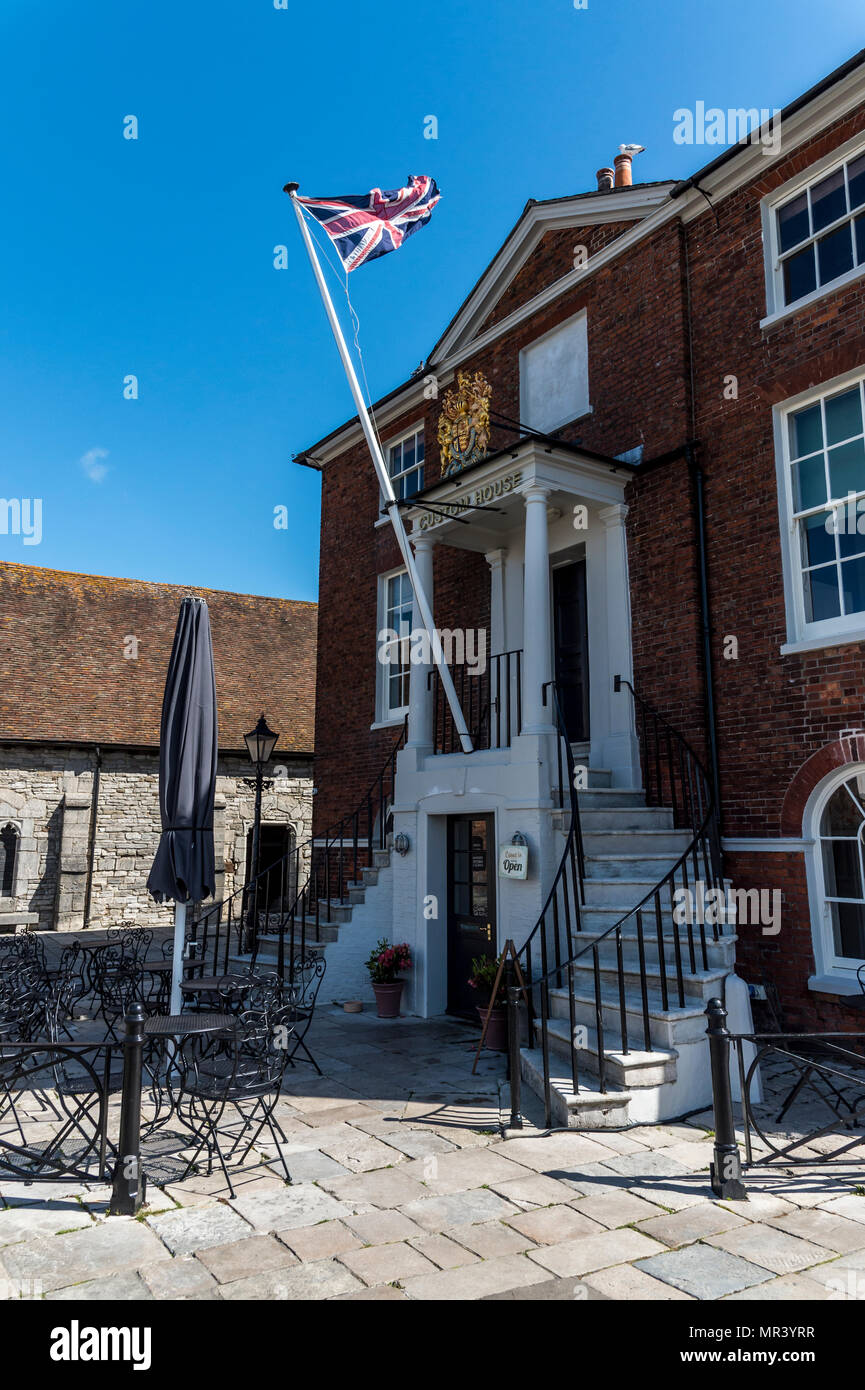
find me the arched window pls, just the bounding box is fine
[810,769,865,980]
[0,823,19,898]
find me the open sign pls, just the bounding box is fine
[498,844,528,879]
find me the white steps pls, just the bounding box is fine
[520,774,737,1128]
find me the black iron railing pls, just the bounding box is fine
[429,649,522,754]
[512,677,725,1127]
[190,720,408,981]
[706,996,865,1197]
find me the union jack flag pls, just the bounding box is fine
[296,175,441,272]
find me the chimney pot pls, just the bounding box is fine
[614,152,633,188]
[596,167,615,193]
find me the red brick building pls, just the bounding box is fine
[299,52,865,1121]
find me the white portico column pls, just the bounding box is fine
[484,547,508,655]
[407,533,435,749]
[522,487,554,733]
[598,502,640,784]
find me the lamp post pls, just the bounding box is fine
[243,714,279,952]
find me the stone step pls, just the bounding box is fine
[582,876,678,908]
[519,1047,633,1128]
[548,982,710,1048]
[581,829,692,856]
[577,788,647,810]
[373,849,391,869]
[567,950,729,1004]
[570,923,737,970]
[318,899,353,923]
[534,1016,678,1089]
[583,852,684,880]
[579,806,675,832]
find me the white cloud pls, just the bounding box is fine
[80,447,109,483]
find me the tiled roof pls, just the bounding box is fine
[0,563,316,753]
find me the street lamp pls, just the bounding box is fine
[243,714,279,951]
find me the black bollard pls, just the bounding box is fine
[109,1001,147,1215]
[706,997,747,1200]
[504,953,523,1130]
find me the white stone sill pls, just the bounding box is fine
[780,630,865,656]
[808,972,865,998]
[760,265,865,332]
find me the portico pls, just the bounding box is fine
[403,436,640,787]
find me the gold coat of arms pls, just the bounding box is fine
[438,370,492,478]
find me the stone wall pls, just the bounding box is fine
[0,744,313,932]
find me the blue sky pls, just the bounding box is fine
[1,1,861,601]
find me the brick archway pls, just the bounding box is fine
[781,734,865,836]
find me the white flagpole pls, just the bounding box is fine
[285,183,473,755]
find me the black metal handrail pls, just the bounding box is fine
[514,677,724,1127]
[190,720,408,982]
[429,649,523,754]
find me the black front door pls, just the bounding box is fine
[447,815,496,1017]
[553,559,590,743]
[245,824,295,911]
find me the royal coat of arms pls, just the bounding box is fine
[437,370,492,478]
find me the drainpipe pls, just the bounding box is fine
[686,447,723,833]
[83,745,101,927]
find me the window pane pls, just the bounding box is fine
[804,563,841,621]
[784,244,817,304]
[792,454,827,511]
[417,434,425,463]
[790,402,824,459]
[801,511,836,567]
[831,901,865,960]
[402,437,415,474]
[825,387,863,446]
[388,442,402,477]
[811,167,847,232]
[838,507,865,560]
[841,554,865,615]
[777,191,809,251]
[828,438,865,497]
[856,213,865,265]
[822,784,864,835]
[817,223,854,284]
[823,837,862,898]
[849,154,865,211]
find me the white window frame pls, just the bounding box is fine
[384,424,425,504]
[761,130,865,328]
[775,364,865,654]
[375,566,413,726]
[805,762,865,993]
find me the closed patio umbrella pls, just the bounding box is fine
[147,597,218,1013]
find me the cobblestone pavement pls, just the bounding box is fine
[3,1008,865,1301]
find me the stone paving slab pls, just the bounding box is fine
[230,1183,358,1231]
[218,1257,363,1300]
[407,1231,480,1270]
[401,1251,551,1300]
[0,1202,93,1244]
[635,1203,749,1248]
[338,1240,439,1286]
[571,1189,669,1228]
[45,1271,154,1301]
[526,1227,666,1278]
[278,1220,363,1262]
[399,1188,521,1231]
[140,1256,219,1299]
[196,1234,299,1284]
[767,1206,865,1254]
[146,1204,253,1256]
[636,1244,775,1299]
[505,1204,603,1245]
[581,1262,695,1300]
[2,1219,171,1293]
[704,1223,832,1274]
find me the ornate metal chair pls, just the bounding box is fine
[173,989,292,1197]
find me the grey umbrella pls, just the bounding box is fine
[147,596,218,1012]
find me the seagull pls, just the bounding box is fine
[619,143,646,157]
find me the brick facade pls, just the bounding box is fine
[307,63,865,1026]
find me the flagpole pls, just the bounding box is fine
[285,182,473,754]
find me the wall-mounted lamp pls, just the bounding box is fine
[394,832,411,857]
[510,831,528,847]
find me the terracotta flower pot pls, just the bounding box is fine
[372,980,404,1019]
[477,1003,508,1051]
